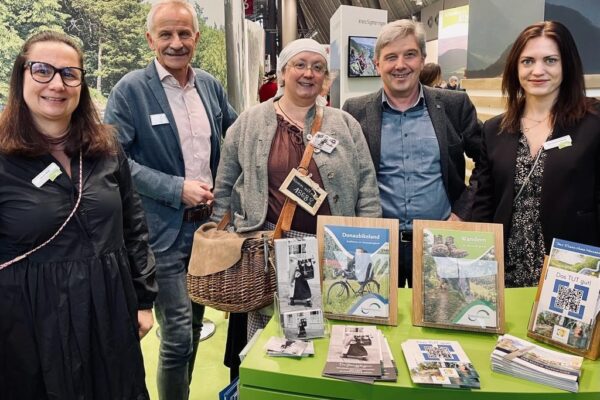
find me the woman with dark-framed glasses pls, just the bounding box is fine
[0,31,156,399]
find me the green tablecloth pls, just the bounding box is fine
[239,287,600,399]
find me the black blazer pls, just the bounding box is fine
[471,106,600,251]
[342,86,482,219]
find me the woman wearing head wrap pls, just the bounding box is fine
[213,38,381,379]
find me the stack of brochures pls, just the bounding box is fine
[401,339,480,389]
[264,336,315,358]
[322,325,397,383]
[491,334,583,393]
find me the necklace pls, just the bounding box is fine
[276,101,305,129]
[42,126,71,147]
[520,114,549,133]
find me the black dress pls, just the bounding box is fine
[0,149,156,400]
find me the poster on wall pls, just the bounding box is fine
[437,5,469,81]
[0,1,227,108]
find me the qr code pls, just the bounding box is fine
[424,345,452,360]
[555,285,583,313]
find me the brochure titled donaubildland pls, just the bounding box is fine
[421,228,499,329]
[321,225,391,319]
[532,239,600,351]
[274,237,324,340]
[401,339,480,389]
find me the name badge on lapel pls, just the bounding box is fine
[150,113,169,126]
[543,135,572,150]
[310,132,338,154]
[32,162,62,188]
[279,169,328,215]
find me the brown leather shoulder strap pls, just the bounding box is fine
[273,106,324,239]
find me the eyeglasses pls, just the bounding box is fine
[24,61,86,87]
[288,61,327,76]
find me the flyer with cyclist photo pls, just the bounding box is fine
[317,216,399,325]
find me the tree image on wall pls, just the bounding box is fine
[0,1,227,105]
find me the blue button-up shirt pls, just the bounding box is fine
[378,89,451,230]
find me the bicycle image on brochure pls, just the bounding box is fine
[319,218,398,325]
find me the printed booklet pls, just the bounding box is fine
[274,237,325,340]
[401,339,480,389]
[492,334,583,392]
[322,325,383,383]
[264,336,311,358]
[531,239,600,353]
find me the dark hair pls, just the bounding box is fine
[420,63,442,87]
[501,20,594,133]
[0,31,116,157]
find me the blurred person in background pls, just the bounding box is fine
[259,69,278,102]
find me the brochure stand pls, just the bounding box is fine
[527,246,600,360]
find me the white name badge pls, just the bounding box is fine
[32,162,62,188]
[543,135,572,150]
[310,132,338,154]
[150,113,169,126]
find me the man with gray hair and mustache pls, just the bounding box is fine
[104,0,236,398]
[343,19,481,289]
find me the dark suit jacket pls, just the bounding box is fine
[105,62,237,252]
[342,86,482,219]
[471,107,600,251]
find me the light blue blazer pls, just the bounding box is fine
[105,62,237,252]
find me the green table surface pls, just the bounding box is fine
[239,288,600,399]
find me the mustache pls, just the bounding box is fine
[164,49,190,56]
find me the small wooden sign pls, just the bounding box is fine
[279,168,327,216]
[412,219,505,334]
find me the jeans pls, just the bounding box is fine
[154,221,205,400]
[398,240,413,288]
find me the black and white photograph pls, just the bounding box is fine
[274,237,325,339]
[323,325,382,378]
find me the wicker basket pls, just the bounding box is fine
[187,234,276,313]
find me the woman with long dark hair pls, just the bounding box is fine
[0,31,156,399]
[471,21,600,287]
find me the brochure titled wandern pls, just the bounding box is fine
[401,339,480,389]
[532,239,600,351]
[421,227,499,330]
[321,225,391,318]
[274,237,324,340]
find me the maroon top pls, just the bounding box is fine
[266,115,331,234]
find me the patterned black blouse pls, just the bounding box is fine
[505,133,550,287]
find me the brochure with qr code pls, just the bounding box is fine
[401,339,480,389]
[531,239,600,351]
[274,237,325,340]
[491,334,582,393]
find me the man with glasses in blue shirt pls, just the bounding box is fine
[343,19,482,288]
